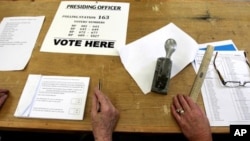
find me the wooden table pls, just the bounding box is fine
[1,0,250,134]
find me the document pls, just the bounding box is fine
[198,40,238,51]
[41,1,129,56]
[0,16,45,71]
[14,74,90,120]
[119,23,199,94]
[194,42,250,126]
[193,40,238,72]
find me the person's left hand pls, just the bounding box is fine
[171,94,212,141]
[0,89,9,108]
[91,88,119,141]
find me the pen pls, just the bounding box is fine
[98,79,101,90]
[98,79,101,112]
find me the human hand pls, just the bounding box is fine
[91,88,119,141]
[0,89,9,108]
[171,94,212,141]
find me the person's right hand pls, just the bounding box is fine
[0,89,9,108]
[171,94,212,141]
[91,88,119,141]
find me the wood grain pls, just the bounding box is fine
[1,0,250,133]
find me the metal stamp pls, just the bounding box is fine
[151,39,177,94]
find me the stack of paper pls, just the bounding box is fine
[193,40,250,126]
[14,74,90,120]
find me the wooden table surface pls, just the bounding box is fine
[1,0,250,133]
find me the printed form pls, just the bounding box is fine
[14,74,90,120]
[194,47,250,126]
[0,16,44,71]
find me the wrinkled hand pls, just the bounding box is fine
[91,88,119,141]
[0,89,9,108]
[171,94,212,141]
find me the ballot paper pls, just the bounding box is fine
[14,74,90,120]
[0,16,45,71]
[40,1,129,56]
[118,23,199,94]
[194,41,250,126]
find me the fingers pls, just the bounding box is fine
[0,89,9,94]
[91,89,98,115]
[184,95,197,110]
[171,104,181,121]
[178,95,191,112]
[94,88,109,105]
[0,89,9,108]
[0,94,8,107]
[93,87,114,112]
[171,94,199,119]
[184,95,205,116]
[171,95,196,128]
[172,95,182,110]
[92,87,105,114]
[173,94,191,112]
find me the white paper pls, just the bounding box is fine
[0,16,45,71]
[14,74,90,120]
[194,49,250,126]
[198,40,238,51]
[40,1,129,56]
[118,23,199,94]
[193,40,238,72]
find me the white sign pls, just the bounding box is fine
[41,1,130,56]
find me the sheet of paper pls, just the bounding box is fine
[194,49,250,126]
[193,40,238,72]
[0,16,45,71]
[14,74,90,120]
[40,1,129,56]
[119,23,199,94]
[198,40,238,51]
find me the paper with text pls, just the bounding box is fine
[0,16,45,71]
[14,74,90,120]
[194,49,250,126]
[40,1,129,56]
